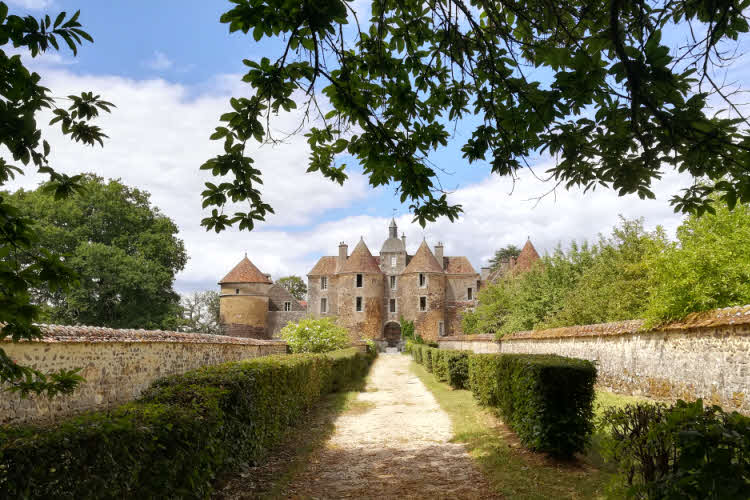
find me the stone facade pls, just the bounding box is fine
[218,256,308,339]
[1,325,287,425]
[438,305,750,414]
[308,220,481,345]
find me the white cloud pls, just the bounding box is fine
[144,51,173,71]
[3,60,695,294]
[6,0,53,9]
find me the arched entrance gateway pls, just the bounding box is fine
[383,321,401,347]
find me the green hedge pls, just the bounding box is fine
[424,347,436,372]
[0,348,376,499]
[413,344,424,364]
[468,353,596,457]
[441,350,469,389]
[432,349,448,382]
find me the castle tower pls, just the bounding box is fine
[400,240,446,341]
[218,255,272,339]
[515,239,541,272]
[336,238,384,342]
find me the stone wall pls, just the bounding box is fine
[439,306,750,414]
[1,324,287,425]
[266,310,307,337]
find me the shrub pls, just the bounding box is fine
[400,316,415,340]
[601,399,750,499]
[469,353,597,457]
[442,350,469,389]
[424,347,436,372]
[0,348,375,499]
[279,317,350,353]
[432,349,448,382]
[413,344,424,364]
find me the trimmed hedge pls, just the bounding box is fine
[468,353,596,457]
[424,347,436,372]
[0,347,376,499]
[441,350,469,389]
[432,349,448,382]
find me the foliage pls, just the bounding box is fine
[488,245,521,270]
[203,0,750,233]
[441,350,470,390]
[466,217,666,336]
[276,275,307,301]
[424,346,436,372]
[432,349,448,382]
[0,348,376,499]
[7,175,187,329]
[643,201,750,327]
[469,353,597,457]
[601,399,750,499]
[280,316,350,353]
[399,316,415,340]
[180,291,221,334]
[0,3,114,396]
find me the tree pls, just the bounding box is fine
[488,244,521,270]
[280,317,350,353]
[276,275,307,301]
[180,291,221,334]
[6,175,187,329]
[1,4,114,396]
[644,200,750,326]
[201,0,750,233]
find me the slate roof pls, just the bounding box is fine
[339,239,382,274]
[402,240,444,274]
[219,256,271,284]
[308,256,338,276]
[515,240,541,271]
[444,256,478,275]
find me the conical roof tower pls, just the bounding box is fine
[219,255,272,284]
[515,239,541,271]
[402,240,444,274]
[338,238,382,274]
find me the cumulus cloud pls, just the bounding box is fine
[4,59,694,294]
[144,51,173,71]
[6,0,53,9]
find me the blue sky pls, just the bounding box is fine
[7,0,737,292]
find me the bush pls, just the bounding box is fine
[0,348,375,499]
[413,344,424,364]
[279,317,350,353]
[601,399,750,499]
[442,350,470,389]
[432,349,448,382]
[424,347,436,373]
[469,353,597,457]
[400,316,415,340]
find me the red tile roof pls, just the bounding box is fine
[308,256,338,276]
[339,239,382,274]
[219,256,271,284]
[402,240,444,274]
[515,240,541,271]
[444,256,478,275]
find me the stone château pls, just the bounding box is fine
[218,218,540,346]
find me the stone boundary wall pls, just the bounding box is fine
[1,324,287,425]
[438,305,750,414]
[267,310,307,338]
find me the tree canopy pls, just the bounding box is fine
[0,3,114,396]
[488,244,521,269]
[180,291,221,334]
[276,275,307,301]
[6,175,187,329]
[202,0,750,233]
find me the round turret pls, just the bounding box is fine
[400,240,446,341]
[336,238,384,342]
[218,256,272,339]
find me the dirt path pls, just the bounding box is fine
[283,354,497,499]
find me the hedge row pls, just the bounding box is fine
[408,344,469,390]
[469,353,596,457]
[0,347,376,499]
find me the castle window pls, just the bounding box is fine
[390,275,397,290]
[356,296,363,312]
[419,296,427,311]
[389,298,396,313]
[356,274,363,288]
[235,288,240,295]
[321,276,328,290]
[284,301,291,312]
[419,273,426,287]
[467,287,473,300]
[320,298,327,313]
[439,321,445,337]
[391,256,397,267]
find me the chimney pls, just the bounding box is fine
[434,242,444,269]
[401,233,406,247]
[480,266,491,281]
[338,242,348,270]
[264,273,272,283]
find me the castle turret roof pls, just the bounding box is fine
[219,256,272,284]
[444,256,478,275]
[307,256,338,276]
[515,239,541,271]
[402,240,444,274]
[338,238,382,274]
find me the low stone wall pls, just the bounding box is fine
[439,306,750,414]
[1,325,287,425]
[267,310,307,338]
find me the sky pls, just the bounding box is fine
[4,0,739,293]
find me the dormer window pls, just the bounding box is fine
[284,301,291,311]
[356,274,363,288]
[419,273,426,287]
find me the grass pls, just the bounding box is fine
[409,357,648,500]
